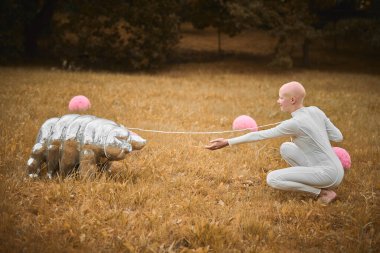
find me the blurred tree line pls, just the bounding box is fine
[1,0,379,69]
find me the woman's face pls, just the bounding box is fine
[277,89,293,113]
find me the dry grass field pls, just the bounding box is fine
[1,61,379,253]
[1,27,380,252]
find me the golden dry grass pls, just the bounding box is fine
[0,61,379,253]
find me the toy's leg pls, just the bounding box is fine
[59,141,79,177]
[47,142,60,179]
[98,161,112,173]
[27,143,46,178]
[79,149,97,178]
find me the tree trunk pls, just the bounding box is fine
[302,37,311,67]
[333,20,338,51]
[217,28,222,55]
[24,0,57,58]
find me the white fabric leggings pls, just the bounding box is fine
[266,142,342,196]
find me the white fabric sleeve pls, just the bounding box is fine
[227,119,299,146]
[324,116,343,142]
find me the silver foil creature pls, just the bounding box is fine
[27,114,146,178]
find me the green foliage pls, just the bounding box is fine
[324,18,380,51]
[50,1,125,67]
[182,0,263,36]
[51,0,180,70]
[181,0,319,67]
[0,0,39,61]
[259,0,318,68]
[1,0,378,69]
[123,0,181,69]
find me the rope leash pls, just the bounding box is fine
[127,121,282,135]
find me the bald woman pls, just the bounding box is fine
[205,81,344,204]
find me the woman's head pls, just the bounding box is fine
[277,81,306,113]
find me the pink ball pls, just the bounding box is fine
[333,147,351,170]
[68,95,91,111]
[232,115,258,131]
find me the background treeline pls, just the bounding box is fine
[1,0,379,69]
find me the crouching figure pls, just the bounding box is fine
[26,114,146,178]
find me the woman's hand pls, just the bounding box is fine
[204,138,229,150]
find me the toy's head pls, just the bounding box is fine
[128,131,146,150]
[104,127,146,160]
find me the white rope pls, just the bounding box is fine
[128,121,282,135]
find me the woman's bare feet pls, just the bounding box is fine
[317,189,337,204]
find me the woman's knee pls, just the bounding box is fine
[266,171,280,188]
[280,142,296,159]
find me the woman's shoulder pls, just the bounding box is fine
[306,106,325,115]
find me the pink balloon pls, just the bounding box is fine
[333,147,351,170]
[232,115,258,132]
[68,95,91,111]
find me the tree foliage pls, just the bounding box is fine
[181,0,262,36]
[0,0,180,69]
[262,0,318,68]
[122,0,180,69]
[180,0,265,53]
[0,0,40,60]
[51,0,180,69]
[311,0,380,51]
[260,0,379,67]
[0,0,379,69]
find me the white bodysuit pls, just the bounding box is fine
[227,106,344,196]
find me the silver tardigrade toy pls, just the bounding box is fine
[26,114,146,178]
